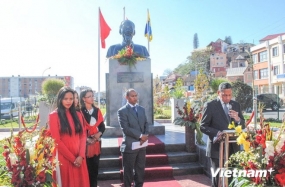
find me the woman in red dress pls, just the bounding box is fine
[49,87,90,187]
[80,89,105,187]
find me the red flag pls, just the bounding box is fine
[99,9,111,48]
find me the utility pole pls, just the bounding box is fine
[246,50,257,129]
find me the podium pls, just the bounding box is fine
[218,130,238,187]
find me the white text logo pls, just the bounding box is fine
[211,168,274,178]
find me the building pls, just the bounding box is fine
[0,75,74,98]
[251,33,285,97]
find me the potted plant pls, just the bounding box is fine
[174,100,205,152]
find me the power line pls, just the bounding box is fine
[242,16,285,42]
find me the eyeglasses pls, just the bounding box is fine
[85,95,94,98]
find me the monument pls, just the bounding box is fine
[104,19,164,137]
[106,20,149,58]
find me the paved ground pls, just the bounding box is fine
[97,174,211,187]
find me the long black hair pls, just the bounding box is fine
[79,88,95,109]
[56,86,83,135]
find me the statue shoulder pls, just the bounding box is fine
[106,44,123,58]
[133,44,149,57]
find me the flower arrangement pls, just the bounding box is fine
[173,100,205,145]
[226,110,285,187]
[111,46,146,69]
[0,116,56,187]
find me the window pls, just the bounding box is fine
[247,74,252,80]
[260,68,268,79]
[254,70,258,79]
[259,51,267,62]
[283,44,285,53]
[272,47,278,57]
[273,65,279,75]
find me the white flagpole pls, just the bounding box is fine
[147,9,150,55]
[123,7,125,20]
[98,7,101,108]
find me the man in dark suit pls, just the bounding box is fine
[117,88,149,187]
[200,82,245,187]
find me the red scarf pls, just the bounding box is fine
[84,109,103,158]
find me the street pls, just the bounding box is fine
[247,107,285,121]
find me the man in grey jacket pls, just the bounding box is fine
[117,88,149,187]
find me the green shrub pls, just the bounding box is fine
[155,114,171,119]
[41,78,65,104]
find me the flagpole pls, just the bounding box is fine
[98,7,101,108]
[147,9,150,55]
[123,7,125,20]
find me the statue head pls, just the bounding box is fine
[119,20,135,46]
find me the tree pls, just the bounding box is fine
[163,69,172,76]
[231,81,253,111]
[173,62,193,75]
[210,77,229,93]
[194,70,209,99]
[225,36,232,45]
[191,48,212,74]
[193,33,199,49]
[170,78,185,99]
[42,78,65,104]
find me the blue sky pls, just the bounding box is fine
[0,0,285,91]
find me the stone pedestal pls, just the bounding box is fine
[105,59,154,127]
[39,101,56,128]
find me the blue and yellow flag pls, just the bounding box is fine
[144,10,152,42]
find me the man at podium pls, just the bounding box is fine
[200,82,245,187]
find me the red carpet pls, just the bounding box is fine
[118,136,174,180]
[143,178,181,187]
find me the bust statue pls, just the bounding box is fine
[106,20,150,58]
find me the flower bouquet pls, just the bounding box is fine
[111,46,146,70]
[0,116,56,187]
[226,112,285,187]
[174,100,205,145]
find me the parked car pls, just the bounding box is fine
[256,93,283,111]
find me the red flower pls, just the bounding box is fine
[11,167,21,185]
[36,170,46,183]
[24,166,34,185]
[248,161,258,169]
[2,150,10,158]
[278,168,285,173]
[275,173,285,186]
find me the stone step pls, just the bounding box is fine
[170,162,203,176]
[165,143,186,152]
[99,151,198,168]
[101,146,120,156]
[167,152,198,163]
[98,162,203,180]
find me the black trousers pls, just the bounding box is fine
[86,154,100,187]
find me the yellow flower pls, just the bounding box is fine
[186,101,191,114]
[228,123,235,129]
[243,141,250,152]
[235,125,242,134]
[237,132,247,145]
